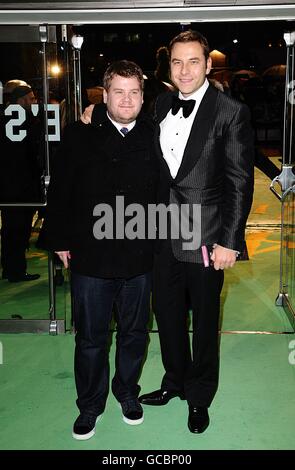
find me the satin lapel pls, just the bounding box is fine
[174,85,218,184]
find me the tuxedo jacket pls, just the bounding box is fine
[154,84,254,263]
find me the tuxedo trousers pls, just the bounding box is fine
[153,241,224,407]
[71,271,151,416]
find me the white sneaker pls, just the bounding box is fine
[72,413,102,440]
[120,399,144,425]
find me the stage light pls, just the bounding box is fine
[51,64,61,76]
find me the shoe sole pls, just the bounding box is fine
[122,414,144,426]
[118,403,144,425]
[72,414,102,441]
[188,423,209,434]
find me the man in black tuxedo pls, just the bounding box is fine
[43,61,158,440]
[138,30,254,434]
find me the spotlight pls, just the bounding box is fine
[51,64,61,76]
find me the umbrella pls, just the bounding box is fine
[262,65,286,77]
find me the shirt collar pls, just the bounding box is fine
[107,112,136,134]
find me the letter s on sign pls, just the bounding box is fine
[5,105,26,141]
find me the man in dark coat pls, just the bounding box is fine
[43,60,158,440]
[138,30,254,434]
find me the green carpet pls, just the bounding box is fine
[0,243,71,322]
[0,331,294,450]
[221,230,289,332]
[248,157,281,226]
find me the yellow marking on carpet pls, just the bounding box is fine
[246,231,281,257]
[252,204,268,214]
[286,241,295,248]
[27,251,47,260]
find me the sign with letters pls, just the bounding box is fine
[3,104,60,142]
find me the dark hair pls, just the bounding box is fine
[10,85,33,103]
[154,46,170,82]
[103,60,144,91]
[169,30,210,61]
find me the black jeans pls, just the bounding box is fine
[71,271,151,416]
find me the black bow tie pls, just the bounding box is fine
[171,96,196,118]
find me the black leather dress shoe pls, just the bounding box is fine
[8,273,41,283]
[139,389,185,406]
[188,406,209,434]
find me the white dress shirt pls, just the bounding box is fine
[160,79,209,178]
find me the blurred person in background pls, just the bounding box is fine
[0,80,41,282]
[143,46,175,115]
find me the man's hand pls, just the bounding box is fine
[80,104,94,124]
[55,251,71,269]
[210,244,237,270]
